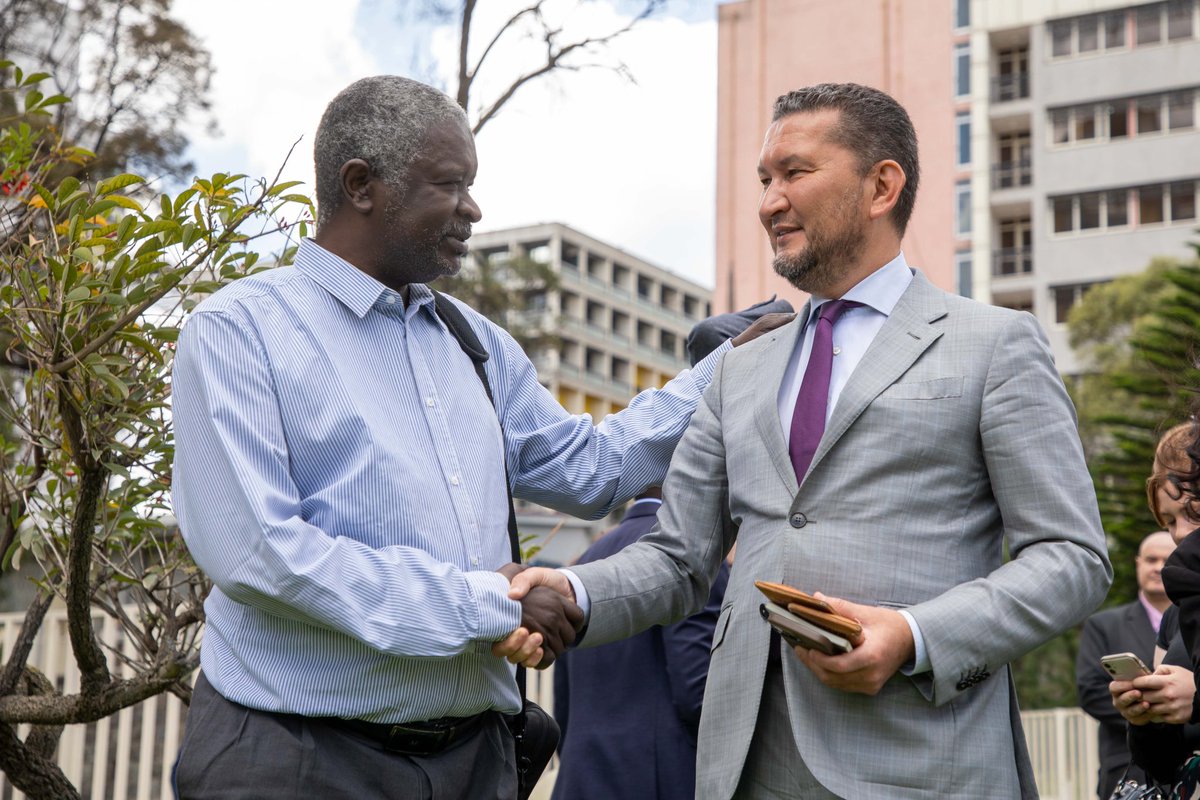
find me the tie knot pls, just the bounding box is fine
[817,299,862,326]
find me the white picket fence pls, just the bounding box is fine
[0,609,1098,799]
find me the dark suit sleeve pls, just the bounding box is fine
[1163,531,1200,724]
[661,562,729,735]
[553,651,570,754]
[1076,613,1126,727]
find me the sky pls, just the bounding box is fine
[173,0,719,288]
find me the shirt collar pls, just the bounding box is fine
[809,251,913,319]
[294,238,438,321]
[1138,591,1166,632]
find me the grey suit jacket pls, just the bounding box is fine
[570,271,1112,800]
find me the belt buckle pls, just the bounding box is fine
[384,723,452,756]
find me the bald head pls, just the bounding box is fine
[1136,531,1176,608]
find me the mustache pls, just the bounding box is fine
[443,223,472,241]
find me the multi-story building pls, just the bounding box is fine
[715,0,962,313]
[971,0,1200,372]
[465,222,712,563]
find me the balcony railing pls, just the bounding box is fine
[990,73,1030,103]
[991,160,1032,190]
[992,248,1033,277]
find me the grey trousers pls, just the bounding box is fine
[175,673,518,799]
[733,659,844,800]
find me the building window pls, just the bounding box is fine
[1074,107,1097,141]
[1051,109,1069,144]
[1137,4,1163,45]
[956,111,971,166]
[1077,15,1100,51]
[955,252,972,298]
[1107,189,1129,227]
[954,43,970,98]
[996,218,1033,275]
[1051,188,1155,234]
[1053,4,1198,58]
[1168,0,1195,40]
[1170,181,1197,221]
[1079,192,1102,229]
[1138,96,1164,134]
[1108,100,1130,138]
[1053,197,1073,233]
[993,46,1029,101]
[995,132,1031,188]
[1140,186,1165,224]
[1053,283,1104,324]
[955,180,971,237]
[1054,89,1196,146]
[955,0,970,30]
[1104,10,1127,48]
[1169,92,1195,130]
[1051,20,1073,56]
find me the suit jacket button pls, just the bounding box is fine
[956,679,970,691]
[789,512,808,528]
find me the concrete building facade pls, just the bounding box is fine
[465,222,712,564]
[715,0,962,313]
[971,0,1200,373]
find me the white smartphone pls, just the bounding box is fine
[1100,652,1151,681]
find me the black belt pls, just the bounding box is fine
[327,711,492,756]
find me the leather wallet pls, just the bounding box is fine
[754,580,863,638]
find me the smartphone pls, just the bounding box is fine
[1100,652,1151,681]
[759,602,853,656]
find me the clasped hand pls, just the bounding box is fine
[492,564,581,669]
[790,593,916,696]
[1110,665,1196,725]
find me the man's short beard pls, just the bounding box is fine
[772,192,867,295]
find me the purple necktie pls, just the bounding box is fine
[789,299,862,484]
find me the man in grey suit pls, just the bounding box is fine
[506,83,1111,798]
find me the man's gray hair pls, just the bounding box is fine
[314,75,467,228]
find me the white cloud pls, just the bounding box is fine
[174,0,379,194]
[175,0,716,287]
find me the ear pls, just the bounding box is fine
[866,160,905,224]
[339,159,374,214]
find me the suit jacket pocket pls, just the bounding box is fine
[710,604,733,654]
[877,376,964,401]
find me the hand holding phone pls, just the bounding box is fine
[1101,652,1151,681]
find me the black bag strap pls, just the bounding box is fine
[431,290,530,704]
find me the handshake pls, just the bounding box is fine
[492,564,581,669]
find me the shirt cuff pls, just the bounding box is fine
[560,568,591,621]
[687,339,733,387]
[898,609,931,675]
[462,570,523,649]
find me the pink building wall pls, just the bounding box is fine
[715,0,958,312]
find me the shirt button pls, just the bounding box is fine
[425,397,435,407]
[450,476,460,486]
[386,295,396,305]
[789,512,808,529]
[471,557,479,566]
[833,346,842,355]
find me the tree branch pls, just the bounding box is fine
[0,660,196,725]
[0,591,53,696]
[62,460,110,694]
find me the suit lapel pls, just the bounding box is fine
[753,306,811,493]
[806,272,948,477]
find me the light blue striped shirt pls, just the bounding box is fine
[171,239,728,723]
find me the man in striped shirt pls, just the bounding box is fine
[170,75,788,799]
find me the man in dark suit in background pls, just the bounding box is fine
[550,298,790,800]
[1076,530,1177,798]
[551,487,729,800]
